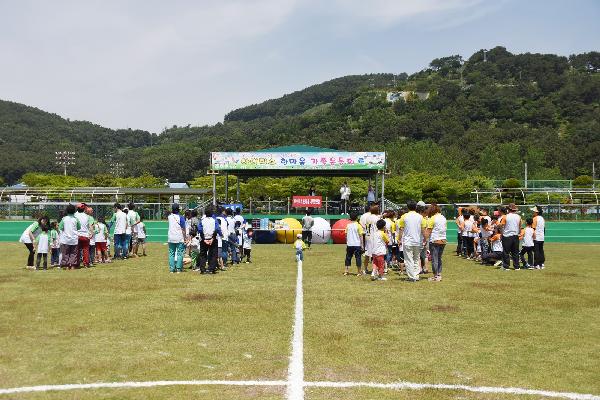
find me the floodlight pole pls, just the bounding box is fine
[55,151,76,176]
[236,176,240,202]
[207,170,219,206]
[524,162,528,189]
[225,172,229,202]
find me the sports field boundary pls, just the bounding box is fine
[1,380,599,399]
[1,253,599,399]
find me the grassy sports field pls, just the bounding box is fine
[0,242,599,399]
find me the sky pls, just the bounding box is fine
[1,0,599,133]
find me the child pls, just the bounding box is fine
[242,227,253,263]
[371,219,390,281]
[190,235,200,270]
[519,218,535,269]
[344,211,364,276]
[49,221,60,268]
[94,216,109,264]
[135,216,147,257]
[294,233,306,262]
[234,221,243,265]
[35,224,50,270]
[482,228,503,266]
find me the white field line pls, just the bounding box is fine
[0,380,287,395]
[1,380,598,399]
[286,259,304,400]
[306,381,600,400]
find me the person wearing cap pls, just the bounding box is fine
[498,203,522,271]
[294,233,306,263]
[397,200,427,282]
[530,205,546,269]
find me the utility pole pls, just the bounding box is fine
[55,151,75,176]
[593,162,596,189]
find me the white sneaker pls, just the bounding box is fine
[379,277,387,281]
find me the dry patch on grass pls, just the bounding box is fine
[431,304,459,313]
[361,317,391,328]
[470,282,512,290]
[545,271,581,278]
[181,293,226,302]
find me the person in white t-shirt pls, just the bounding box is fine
[530,205,546,269]
[110,203,128,259]
[499,203,522,270]
[340,182,351,215]
[519,217,535,269]
[397,200,426,282]
[134,215,147,257]
[35,227,50,270]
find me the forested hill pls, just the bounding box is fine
[1,46,599,185]
[224,73,405,121]
[0,100,155,183]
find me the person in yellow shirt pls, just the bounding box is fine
[294,233,307,262]
[344,212,364,276]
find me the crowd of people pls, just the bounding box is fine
[166,204,252,274]
[339,201,547,282]
[19,198,546,278]
[19,202,147,270]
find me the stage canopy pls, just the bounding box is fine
[209,145,387,204]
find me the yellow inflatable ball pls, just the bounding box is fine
[276,218,303,244]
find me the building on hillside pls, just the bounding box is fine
[386,91,430,102]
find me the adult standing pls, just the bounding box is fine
[340,182,351,215]
[366,185,376,208]
[198,205,222,274]
[455,207,464,256]
[127,203,140,256]
[75,203,93,268]
[19,215,49,269]
[308,186,316,196]
[499,203,522,271]
[167,204,186,273]
[366,204,381,275]
[359,205,372,272]
[111,203,128,259]
[217,207,229,266]
[398,200,426,282]
[531,205,546,269]
[425,204,447,282]
[301,209,314,248]
[225,208,238,264]
[59,204,80,270]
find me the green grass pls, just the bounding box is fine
[1,242,599,399]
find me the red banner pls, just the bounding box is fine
[292,196,322,208]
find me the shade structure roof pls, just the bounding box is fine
[211,145,385,178]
